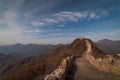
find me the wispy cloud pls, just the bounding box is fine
[1,0,119,45]
[0,0,26,45]
[31,21,45,27]
[32,10,108,27]
[109,30,120,36]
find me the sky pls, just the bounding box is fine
[0,0,120,45]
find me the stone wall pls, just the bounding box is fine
[84,39,120,75]
[44,56,74,80]
[44,38,120,80]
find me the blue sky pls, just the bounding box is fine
[0,0,120,45]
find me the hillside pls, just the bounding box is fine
[1,37,120,80]
[45,38,120,80]
[0,39,120,57]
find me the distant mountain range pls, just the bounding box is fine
[0,44,63,57]
[0,38,120,80]
[0,39,119,57]
[96,39,120,54]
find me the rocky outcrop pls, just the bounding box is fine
[84,39,120,75]
[44,56,74,80]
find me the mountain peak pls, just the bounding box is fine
[97,39,112,43]
[66,37,105,58]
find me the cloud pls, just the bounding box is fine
[89,12,99,19]
[0,0,25,29]
[109,30,120,36]
[0,0,26,45]
[32,21,45,27]
[79,30,120,41]
[32,10,108,27]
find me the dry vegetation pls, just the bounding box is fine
[2,38,87,80]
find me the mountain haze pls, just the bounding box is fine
[96,39,120,54]
[0,44,62,57]
[0,37,120,80]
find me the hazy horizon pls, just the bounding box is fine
[0,0,120,45]
[0,38,119,46]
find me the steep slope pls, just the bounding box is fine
[74,39,120,80]
[1,45,69,80]
[45,38,120,80]
[66,37,105,57]
[44,38,106,80]
[1,38,87,80]
[0,53,19,77]
[85,39,105,58]
[0,53,34,80]
[67,37,87,54]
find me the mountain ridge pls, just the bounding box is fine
[44,38,120,80]
[0,44,63,57]
[96,39,120,54]
[0,37,120,80]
